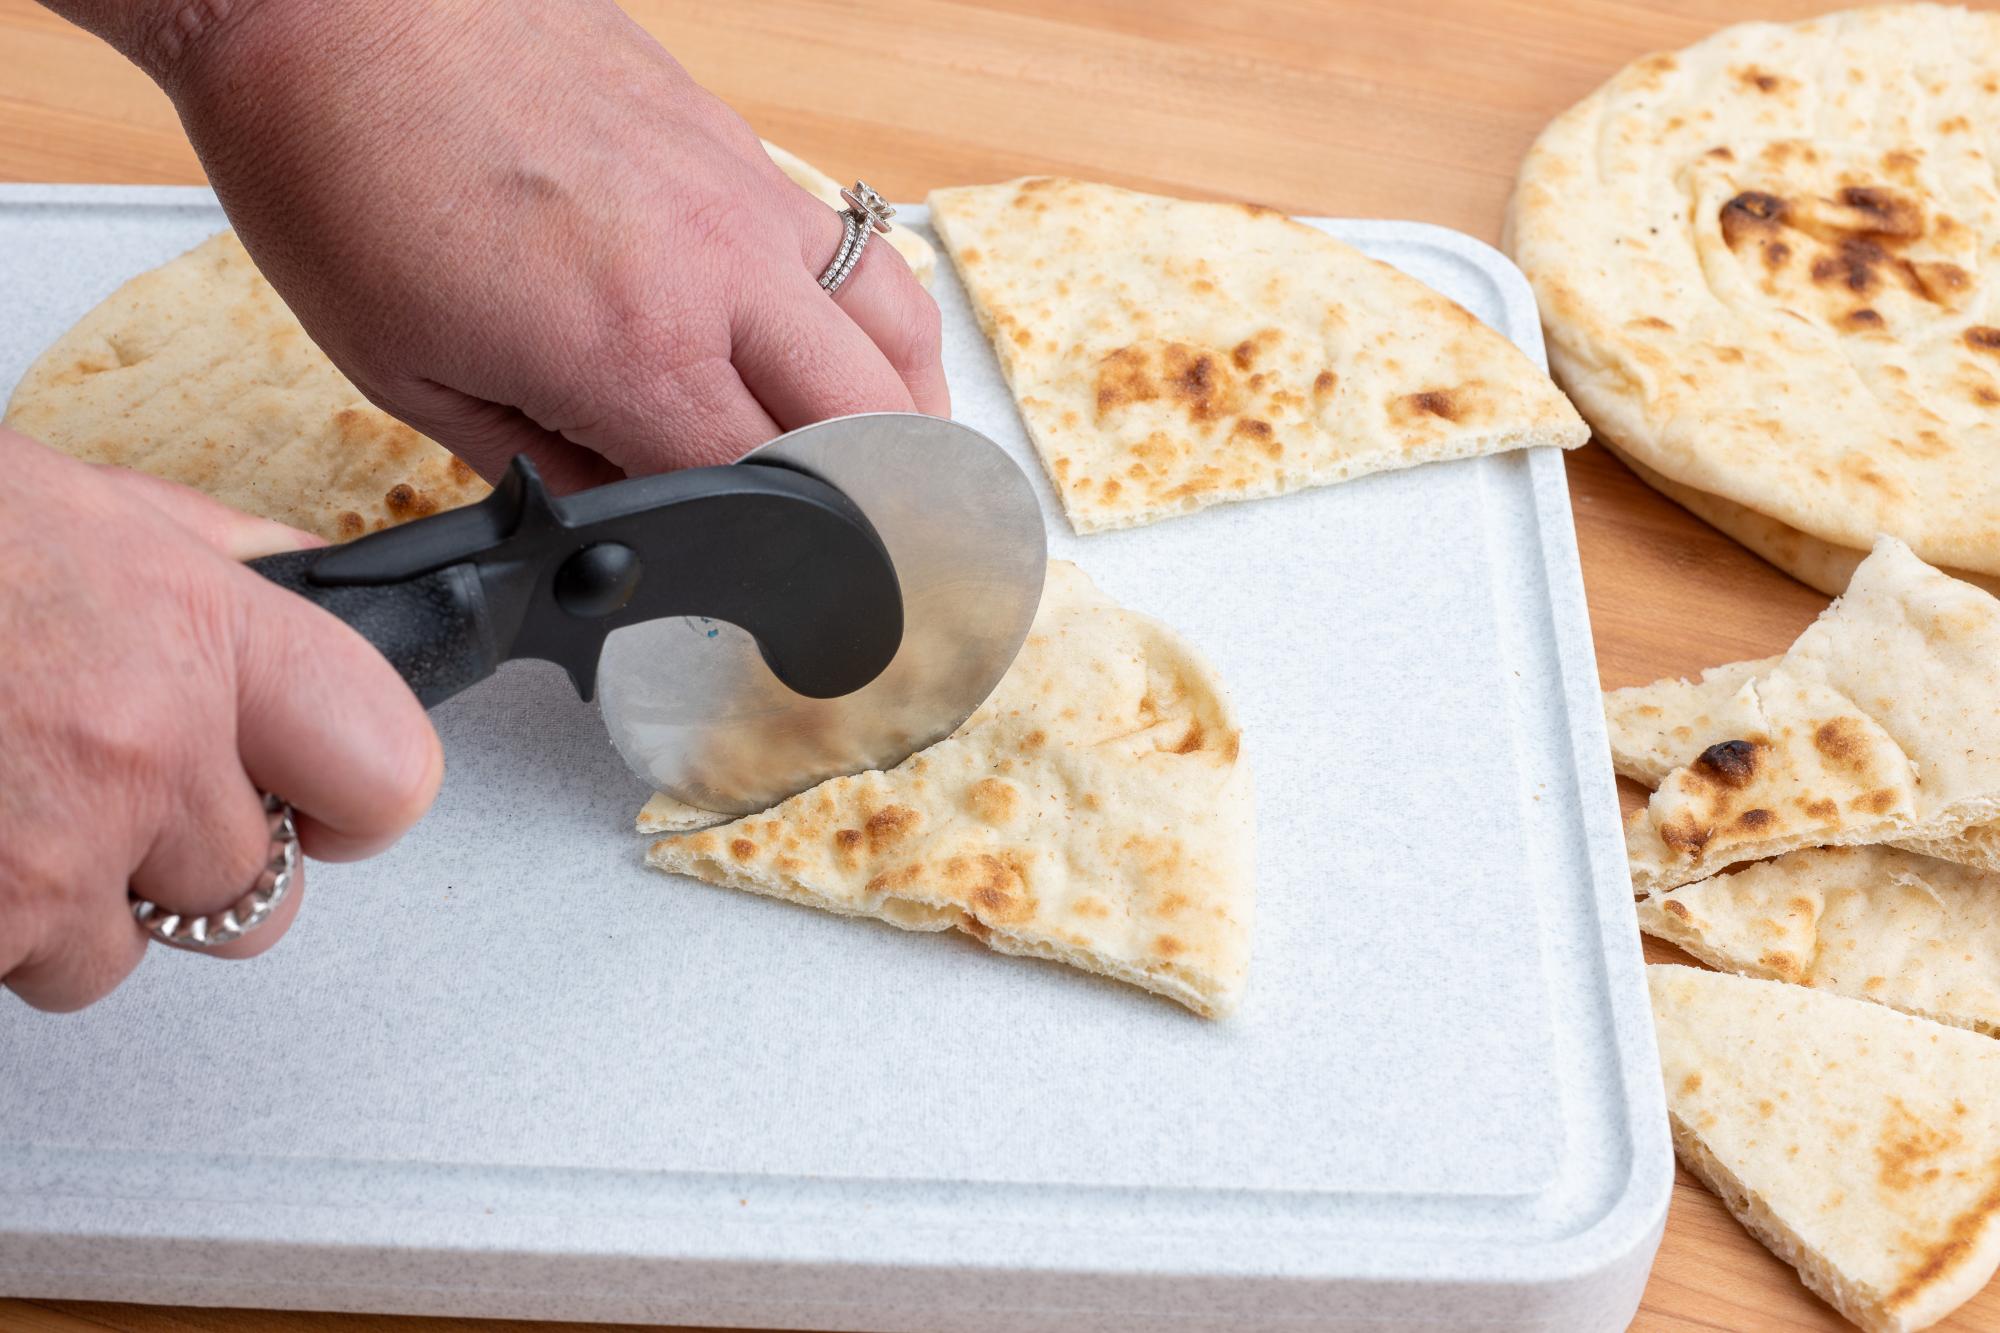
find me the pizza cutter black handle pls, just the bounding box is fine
[247,549,500,706]
[244,454,904,709]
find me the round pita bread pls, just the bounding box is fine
[1604,440,2000,598]
[1508,5,2000,579]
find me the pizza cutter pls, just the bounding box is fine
[249,413,1048,814]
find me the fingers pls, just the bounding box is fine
[129,775,308,962]
[731,275,918,432]
[198,861,305,962]
[794,205,950,418]
[231,570,444,864]
[127,755,280,921]
[828,243,951,418]
[386,381,625,495]
[4,897,146,1013]
[582,356,783,471]
[92,465,323,560]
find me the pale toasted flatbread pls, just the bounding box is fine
[1509,5,2000,582]
[1640,847,2000,1035]
[1608,666,2000,879]
[1606,442,2000,599]
[927,177,1587,533]
[636,792,730,834]
[646,561,1254,1017]
[4,231,487,542]
[1626,538,2000,892]
[1605,657,1780,785]
[762,140,935,286]
[1650,964,2000,1333]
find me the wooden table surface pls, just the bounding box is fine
[1,2,1993,1330]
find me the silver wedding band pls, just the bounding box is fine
[130,791,299,949]
[817,181,896,298]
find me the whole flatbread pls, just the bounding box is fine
[1509,5,2000,580]
[1650,964,2000,1333]
[646,561,1255,1017]
[1627,537,2000,892]
[928,177,1588,533]
[1640,846,2000,1035]
[761,140,935,286]
[4,232,487,542]
[1606,443,2000,599]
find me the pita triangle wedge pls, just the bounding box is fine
[646,562,1255,1017]
[1626,538,2000,892]
[1639,846,2000,1035]
[926,177,1587,534]
[1611,659,2000,878]
[1650,965,2000,1333]
[1605,657,1780,786]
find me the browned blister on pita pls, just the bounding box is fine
[929,177,1586,533]
[5,232,487,542]
[1651,964,2000,1333]
[645,562,1255,1017]
[1625,537,2000,892]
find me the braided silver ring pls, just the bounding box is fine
[130,792,299,949]
[816,181,895,297]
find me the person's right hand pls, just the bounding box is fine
[57,0,949,492]
[0,430,442,1011]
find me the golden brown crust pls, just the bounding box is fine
[930,177,1587,533]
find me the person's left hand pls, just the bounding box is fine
[76,0,948,491]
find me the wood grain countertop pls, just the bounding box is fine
[1,1,1993,1329]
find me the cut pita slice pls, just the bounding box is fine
[636,792,729,835]
[646,561,1254,1017]
[1639,847,2000,1035]
[1650,965,2000,1333]
[1627,538,2000,892]
[926,177,1588,534]
[4,232,488,542]
[761,140,935,286]
[1610,660,2000,878]
[1605,657,1780,785]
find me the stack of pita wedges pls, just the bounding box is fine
[1608,536,2000,1331]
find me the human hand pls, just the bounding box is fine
[94,0,947,491]
[0,431,442,1011]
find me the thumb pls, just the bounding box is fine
[92,464,325,560]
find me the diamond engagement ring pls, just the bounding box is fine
[130,792,299,949]
[817,181,896,297]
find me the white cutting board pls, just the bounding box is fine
[0,186,1670,1332]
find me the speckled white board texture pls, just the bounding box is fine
[0,187,1670,1331]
